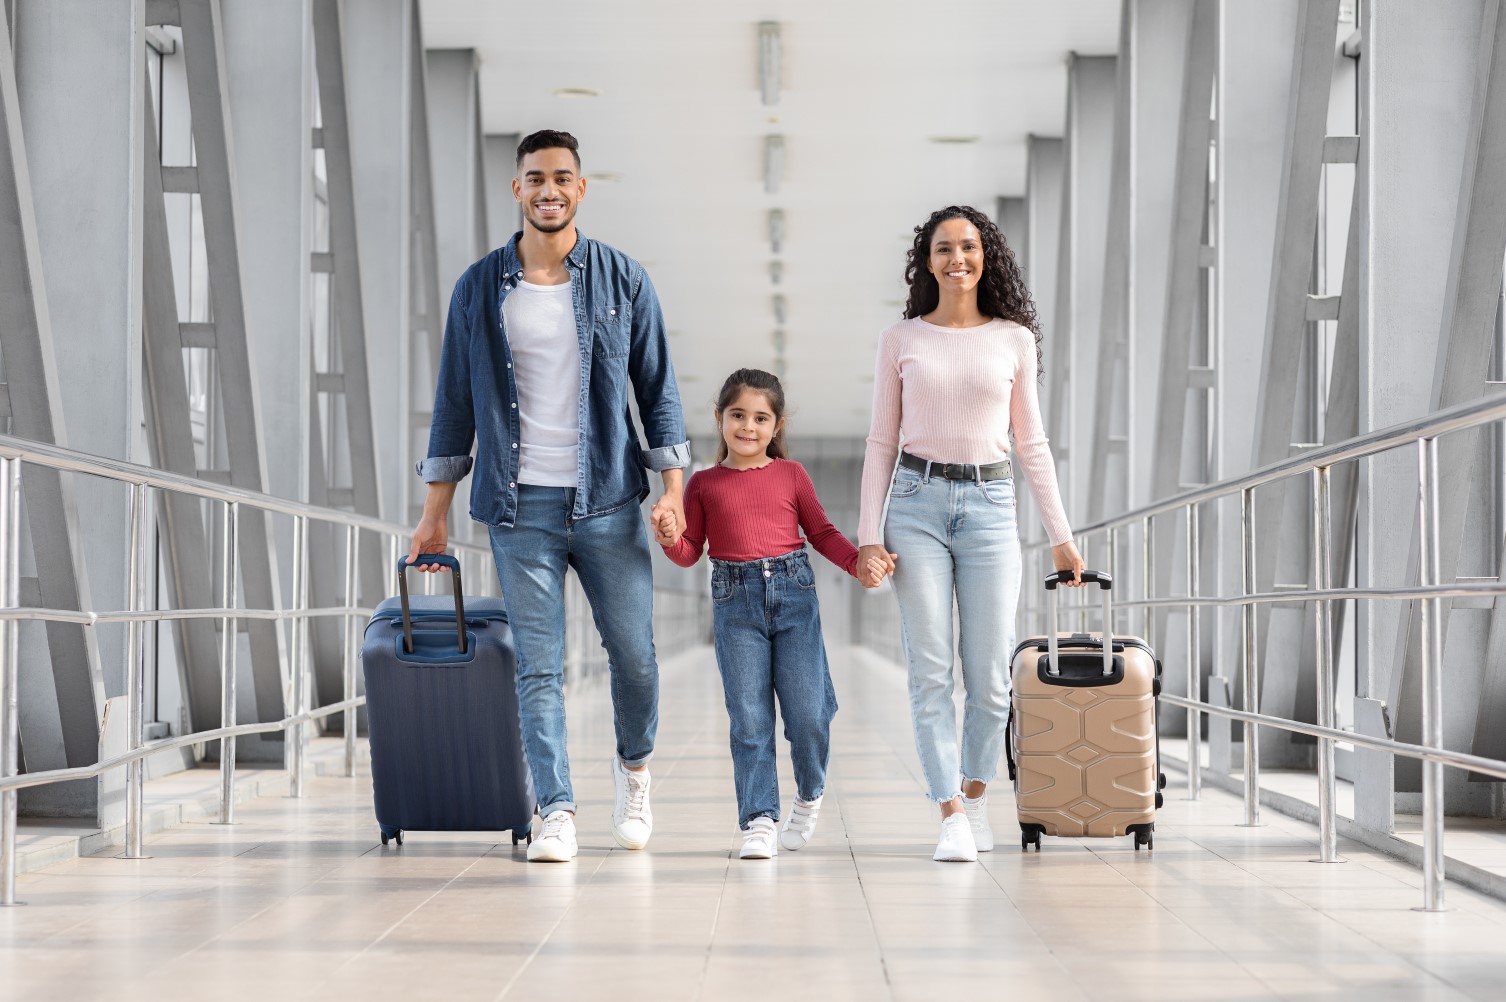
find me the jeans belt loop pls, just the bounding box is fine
[922,459,933,484]
[974,464,983,486]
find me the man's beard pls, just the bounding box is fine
[526,205,576,233]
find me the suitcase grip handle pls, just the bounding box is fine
[1045,569,1114,677]
[1044,570,1112,590]
[397,554,467,655]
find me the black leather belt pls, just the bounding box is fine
[899,451,1012,481]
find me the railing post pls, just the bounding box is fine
[343,523,358,777]
[288,515,308,798]
[1240,486,1261,826]
[1142,515,1154,646]
[1108,526,1119,635]
[217,501,239,825]
[1186,503,1201,801]
[1416,437,1446,910]
[0,458,24,906]
[122,482,152,858]
[1312,466,1341,863]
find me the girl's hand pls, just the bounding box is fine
[858,546,897,588]
[655,508,681,547]
[1051,540,1087,587]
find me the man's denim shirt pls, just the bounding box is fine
[416,232,691,528]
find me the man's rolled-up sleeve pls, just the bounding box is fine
[415,282,478,483]
[627,268,691,472]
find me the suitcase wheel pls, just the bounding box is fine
[1020,824,1044,852]
[380,825,404,847]
[1130,824,1153,851]
[510,829,533,846]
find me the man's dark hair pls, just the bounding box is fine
[516,130,581,171]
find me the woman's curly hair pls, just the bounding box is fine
[903,204,1043,377]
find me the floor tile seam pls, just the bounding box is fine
[689,839,733,1002]
[490,851,613,1002]
[836,794,899,1001]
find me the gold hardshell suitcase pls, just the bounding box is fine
[1007,571,1163,851]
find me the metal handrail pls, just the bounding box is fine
[0,433,497,907]
[1021,389,1506,912]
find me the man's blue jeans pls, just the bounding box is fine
[884,466,1022,803]
[711,549,837,830]
[488,486,659,817]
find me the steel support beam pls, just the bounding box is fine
[1087,5,1135,523]
[0,4,110,816]
[148,0,286,745]
[995,195,1026,251]
[1050,54,1117,532]
[1022,136,1064,550]
[1380,0,1506,805]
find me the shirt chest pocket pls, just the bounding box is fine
[593,302,631,359]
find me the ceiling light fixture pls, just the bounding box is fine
[772,330,787,353]
[585,171,623,183]
[764,135,785,194]
[771,294,787,325]
[768,209,785,254]
[551,87,600,98]
[928,135,980,144]
[758,22,782,106]
[769,261,784,284]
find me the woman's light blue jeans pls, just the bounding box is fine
[884,464,1022,802]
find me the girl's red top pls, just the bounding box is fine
[661,459,860,578]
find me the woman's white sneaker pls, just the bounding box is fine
[739,817,778,859]
[779,795,822,851]
[527,810,578,862]
[933,813,978,862]
[962,794,993,852]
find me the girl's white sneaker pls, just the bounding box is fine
[933,813,978,862]
[779,795,822,851]
[739,817,778,859]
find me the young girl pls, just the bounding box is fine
[659,368,885,859]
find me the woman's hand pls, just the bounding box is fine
[1050,540,1087,587]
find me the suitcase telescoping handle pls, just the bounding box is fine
[397,554,467,655]
[1044,570,1114,677]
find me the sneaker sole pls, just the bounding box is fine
[778,832,812,851]
[933,852,978,862]
[611,827,650,851]
[527,849,577,862]
[739,848,776,859]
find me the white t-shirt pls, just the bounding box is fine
[502,279,581,487]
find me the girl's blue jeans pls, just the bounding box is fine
[710,549,837,830]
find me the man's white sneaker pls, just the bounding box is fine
[528,810,578,862]
[962,794,993,852]
[779,795,822,851]
[611,757,653,850]
[933,813,978,862]
[739,817,778,859]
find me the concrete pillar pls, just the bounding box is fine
[485,132,520,249]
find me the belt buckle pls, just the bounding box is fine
[946,463,964,480]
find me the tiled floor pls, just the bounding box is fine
[3,645,1505,1001]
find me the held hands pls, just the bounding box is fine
[1051,540,1087,587]
[650,494,685,548]
[857,543,897,589]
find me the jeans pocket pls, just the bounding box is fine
[793,562,817,590]
[711,572,735,605]
[981,479,1016,507]
[889,472,922,499]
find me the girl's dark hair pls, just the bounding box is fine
[903,204,1043,376]
[714,368,788,463]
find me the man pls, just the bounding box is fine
[409,129,689,862]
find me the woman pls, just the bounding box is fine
[857,204,1085,862]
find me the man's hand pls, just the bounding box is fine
[857,544,897,588]
[408,483,457,572]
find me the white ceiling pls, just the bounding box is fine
[420,0,1121,437]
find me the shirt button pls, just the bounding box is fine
[609,309,616,316]
[511,443,518,449]
[507,363,512,369]
[511,403,517,409]
[509,482,516,488]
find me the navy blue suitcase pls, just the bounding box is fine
[362,554,534,846]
